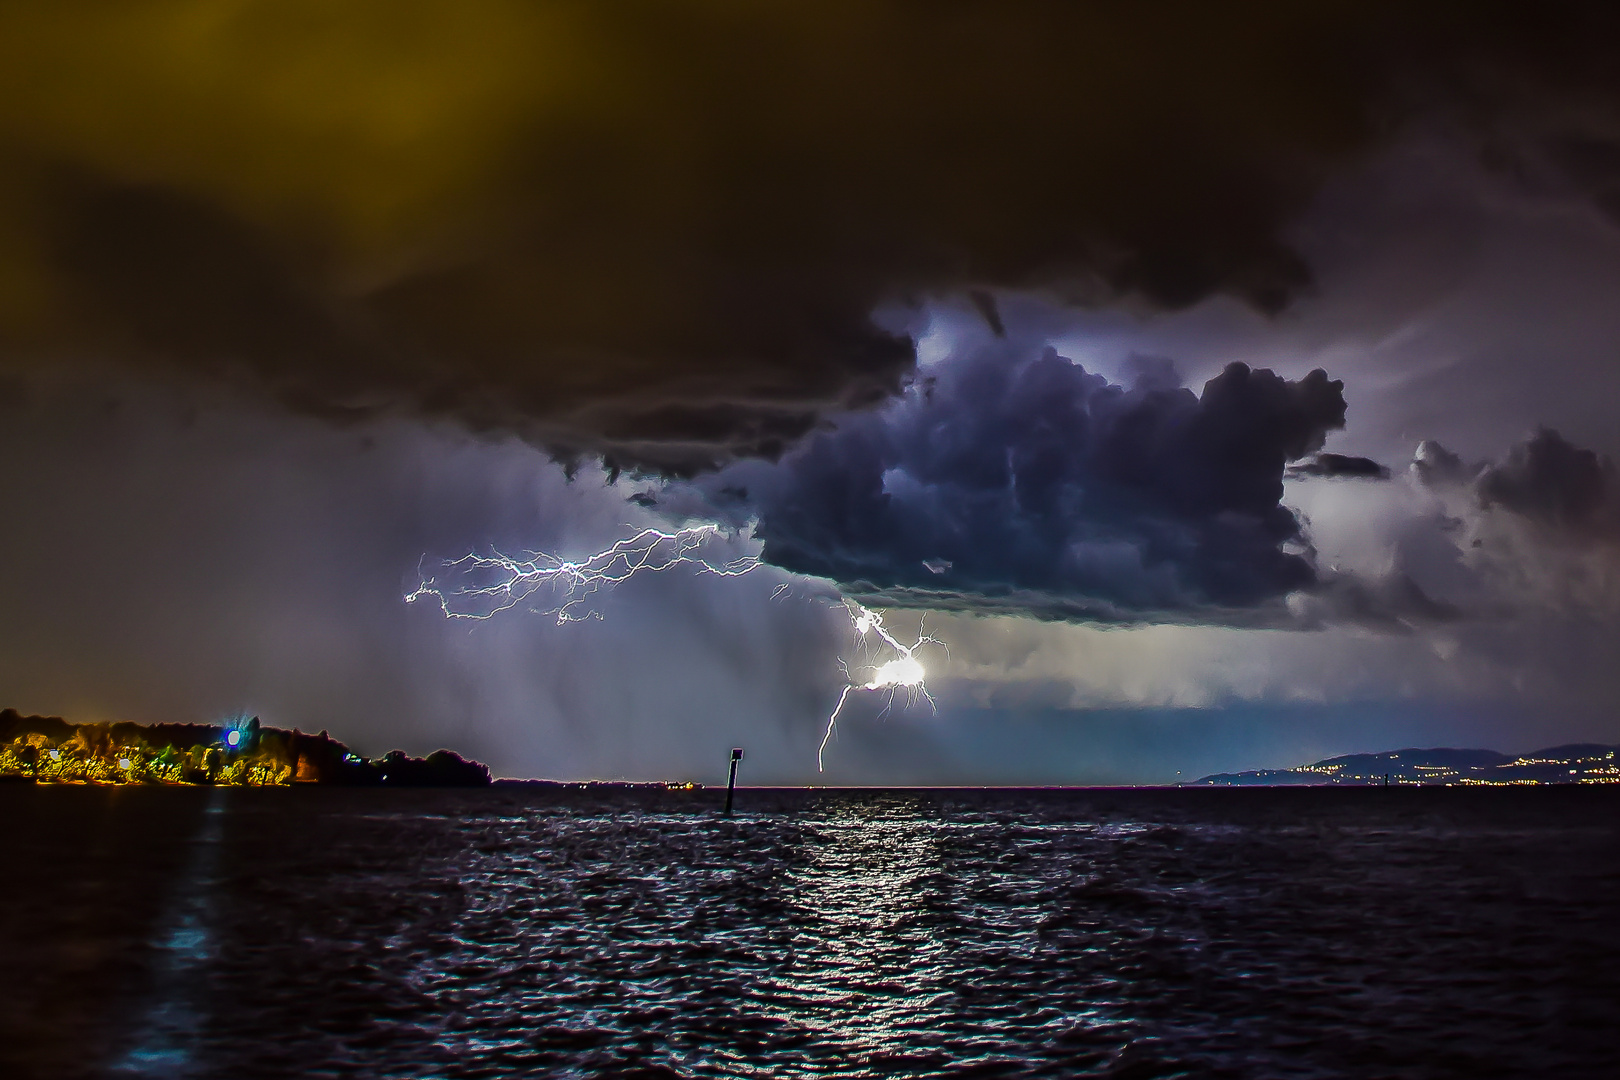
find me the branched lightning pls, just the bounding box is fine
[405,524,760,623]
[818,601,947,772]
[407,525,948,771]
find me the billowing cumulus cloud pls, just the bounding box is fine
[1,3,1619,472]
[1477,428,1620,538]
[1414,428,1620,543]
[1406,428,1620,616]
[687,347,1350,623]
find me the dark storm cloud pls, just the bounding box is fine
[1416,428,1620,540]
[701,347,1348,623]
[1288,453,1392,480]
[2,3,1619,472]
[1399,429,1620,631]
[1476,429,1620,538]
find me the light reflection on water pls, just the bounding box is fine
[767,796,951,1055]
[109,789,226,1077]
[2,787,1619,1079]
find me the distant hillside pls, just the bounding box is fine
[1193,744,1620,786]
[0,708,490,787]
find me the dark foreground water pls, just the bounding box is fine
[2,787,1618,1079]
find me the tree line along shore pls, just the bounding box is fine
[0,708,489,787]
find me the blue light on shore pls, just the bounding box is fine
[225,730,242,748]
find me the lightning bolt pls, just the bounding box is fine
[407,525,948,770]
[404,524,760,623]
[818,601,947,771]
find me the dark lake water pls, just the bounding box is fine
[3,785,1618,1078]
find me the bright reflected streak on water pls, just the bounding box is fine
[766,802,950,1049]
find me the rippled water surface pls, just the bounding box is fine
[3,786,1618,1078]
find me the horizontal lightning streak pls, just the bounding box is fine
[405,524,759,624]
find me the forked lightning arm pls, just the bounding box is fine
[818,602,947,771]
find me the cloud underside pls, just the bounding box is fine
[1,3,1619,471]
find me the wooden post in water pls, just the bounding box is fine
[724,747,744,816]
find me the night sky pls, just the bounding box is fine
[5,2,1620,783]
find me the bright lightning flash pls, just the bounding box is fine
[819,602,947,772]
[407,525,948,771]
[405,525,760,623]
